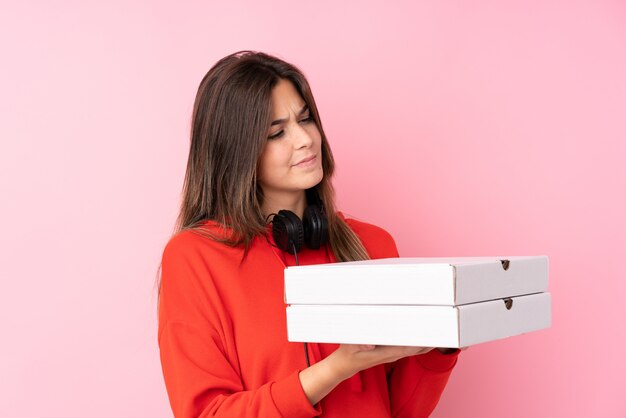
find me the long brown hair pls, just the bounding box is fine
[155,50,370,297]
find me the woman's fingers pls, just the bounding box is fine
[353,344,434,363]
[331,344,438,381]
[355,344,376,351]
[416,346,435,354]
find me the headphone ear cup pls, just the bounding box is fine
[272,210,304,254]
[303,204,329,250]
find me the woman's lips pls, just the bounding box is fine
[294,155,317,167]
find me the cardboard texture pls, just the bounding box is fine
[284,255,551,347]
[285,255,549,305]
[286,292,552,348]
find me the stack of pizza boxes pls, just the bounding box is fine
[284,256,551,348]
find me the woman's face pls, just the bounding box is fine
[257,78,323,200]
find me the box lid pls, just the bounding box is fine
[284,255,548,305]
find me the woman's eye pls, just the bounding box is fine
[268,130,284,140]
[268,116,313,139]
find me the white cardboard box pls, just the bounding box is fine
[286,292,552,348]
[284,255,551,347]
[285,256,548,305]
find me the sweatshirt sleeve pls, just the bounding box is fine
[157,235,321,418]
[386,349,460,417]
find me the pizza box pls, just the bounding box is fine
[286,292,551,348]
[284,255,548,306]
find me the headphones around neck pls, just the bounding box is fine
[266,187,328,372]
[269,187,329,255]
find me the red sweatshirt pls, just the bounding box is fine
[158,211,460,417]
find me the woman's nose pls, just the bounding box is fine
[292,123,313,148]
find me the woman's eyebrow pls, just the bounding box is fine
[270,104,309,126]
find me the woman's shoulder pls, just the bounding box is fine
[337,211,399,258]
[161,220,243,263]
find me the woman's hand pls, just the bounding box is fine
[329,344,435,381]
[299,344,434,405]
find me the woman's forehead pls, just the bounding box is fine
[270,80,307,122]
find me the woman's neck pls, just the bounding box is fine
[261,190,307,219]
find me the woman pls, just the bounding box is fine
[157,50,461,418]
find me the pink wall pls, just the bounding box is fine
[1,1,624,417]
